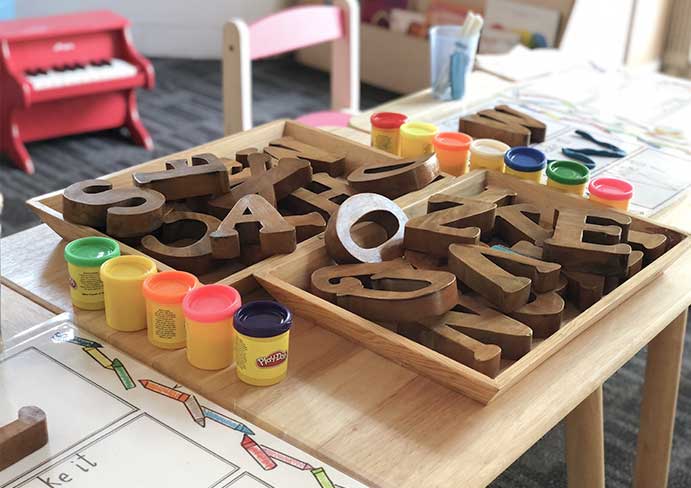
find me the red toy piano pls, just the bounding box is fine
[0,10,155,174]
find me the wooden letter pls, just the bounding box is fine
[285,212,326,242]
[448,244,561,312]
[543,208,632,276]
[210,194,296,259]
[132,153,231,200]
[510,241,544,259]
[563,271,605,311]
[427,193,497,237]
[465,186,517,207]
[325,193,408,263]
[207,157,312,217]
[347,157,439,199]
[141,211,221,275]
[495,204,552,245]
[268,136,346,176]
[280,173,355,220]
[311,261,458,322]
[627,229,667,265]
[235,147,258,167]
[62,179,165,238]
[459,105,546,146]
[0,406,48,471]
[508,292,565,339]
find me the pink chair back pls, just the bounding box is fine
[249,6,344,60]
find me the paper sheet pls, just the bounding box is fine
[0,319,366,488]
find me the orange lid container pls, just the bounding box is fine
[143,271,199,304]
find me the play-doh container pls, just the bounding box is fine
[588,177,633,211]
[432,131,472,176]
[399,121,438,158]
[100,255,157,331]
[183,284,242,370]
[469,139,509,172]
[370,112,407,155]
[234,301,293,387]
[143,271,199,349]
[64,237,120,310]
[503,146,547,182]
[546,160,590,196]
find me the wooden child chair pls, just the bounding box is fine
[222,0,360,135]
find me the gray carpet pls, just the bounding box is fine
[0,57,689,487]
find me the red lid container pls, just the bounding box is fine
[370,112,408,130]
[588,177,633,201]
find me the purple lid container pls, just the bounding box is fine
[233,301,292,338]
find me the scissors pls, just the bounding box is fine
[561,130,627,169]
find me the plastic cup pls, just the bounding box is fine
[183,284,242,370]
[399,121,438,158]
[469,139,509,172]
[546,160,590,196]
[64,237,120,310]
[433,132,472,176]
[430,25,480,101]
[370,112,407,155]
[100,256,157,331]
[142,271,199,349]
[234,301,293,387]
[504,146,547,183]
[588,177,633,211]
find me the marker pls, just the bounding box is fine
[241,435,276,470]
[83,347,113,369]
[68,337,103,348]
[111,359,136,390]
[139,379,190,402]
[311,467,336,488]
[183,395,206,427]
[260,445,313,471]
[202,406,254,435]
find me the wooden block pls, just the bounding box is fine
[141,211,221,275]
[495,204,552,246]
[210,194,296,260]
[543,208,632,276]
[268,136,346,176]
[563,270,605,311]
[0,406,48,471]
[404,197,492,257]
[132,153,231,200]
[285,212,326,242]
[399,319,502,378]
[347,157,439,199]
[62,179,165,238]
[325,193,408,263]
[427,193,497,238]
[207,157,312,218]
[459,114,531,147]
[448,244,561,312]
[444,293,533,360]
[511,241,544,259]
[311,261,458,322]
[507,292,565,339]
[467,186,517,207]
[404,249,448,272]
[627,229,667,265]
[604,250,645,293]
[486,105,546,142]
[235,147,258,167]
[280,173,355,220]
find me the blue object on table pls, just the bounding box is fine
[561,129,627,169]
[430,25,479,101]
[0,0,15,20]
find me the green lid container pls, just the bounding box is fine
[546,160,590,185]
[65,237,120,268]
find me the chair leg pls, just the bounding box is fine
[565,386,605,488]
[124,90,153,150]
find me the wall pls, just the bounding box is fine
[14,0,291,58]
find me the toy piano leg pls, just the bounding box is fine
[125,90,153,150]
[4,122,34,174]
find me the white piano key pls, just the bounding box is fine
[26,58,138,91]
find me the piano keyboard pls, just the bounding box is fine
[25,59,138,91]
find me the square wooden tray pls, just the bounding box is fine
[27,120,451,294]
[252,170,690,404]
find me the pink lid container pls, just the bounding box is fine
[182,284,242,323]
[588,177,633,201]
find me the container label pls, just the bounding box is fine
[256,351,287,368]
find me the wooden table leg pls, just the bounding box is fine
[565,385,605,488]
[633,308,688,488]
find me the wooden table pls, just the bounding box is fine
[1,119,689,487]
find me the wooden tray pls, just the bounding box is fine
[252,170,690,404]
[27,120,451,293]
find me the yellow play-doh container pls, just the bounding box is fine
[64,237,120,310]
[234,301,292,386]
[399,121,438,158]
[469,139,509,172]
[588,177,633,211]
[183,284,242,370]
[142,271,199,349]
[370,112,407,155]
[546,160,590,196]
[100,256,157,331]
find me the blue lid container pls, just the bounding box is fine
[504,146,547,172]
[233,301,292,338]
